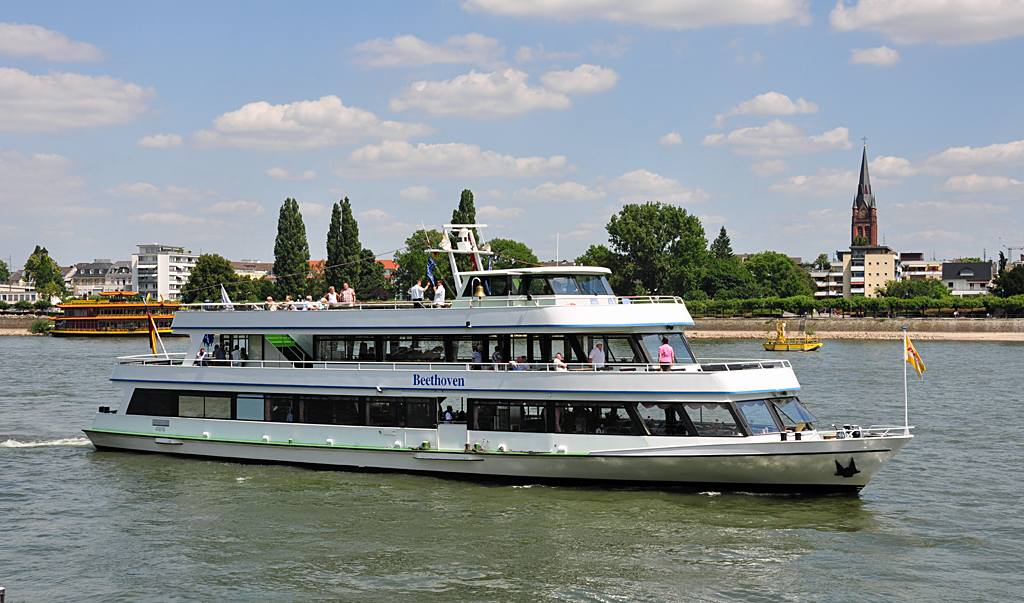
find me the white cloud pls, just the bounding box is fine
[590,35,632,57]
[400,185,438,201]
[540,64,618,94]
[0,22,105,62]
[607,169,707,204]
[356,208,413,233]
[266,167,316,180]
[463,0,811,29]
[0,67,154,133]
[390,68,570,118]
[335,140,571,179]
[702,119,851,156]
[0,149,90,213]
[514,181,607,202]
[192,95,435,150]
[770,168,857,197]
[923,140,1024,174]
[137,134,182,148]
[514,43,579,62]
[299,202,330,217]
[870,155,916,177]
[750,159,790,177]
[713,92,818,127]
[477,205,525,219]
[352,33,504,67]
[850,46,900,65]
[127,212,211,227]
[830,0,1024,44]
[105,182,264,215]
[937,174,1024,194]
[660,132,683,147]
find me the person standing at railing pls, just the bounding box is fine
[658,337,675,371]
[340,282,356,307]
[266,296,278,311]
[326,286,339,308]
[195,347,207,367]
[589,341,605,370]
[553,353,567,371]
[409,280,425,308]
[432,280,445,307]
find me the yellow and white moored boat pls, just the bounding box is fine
[763,320,822,352]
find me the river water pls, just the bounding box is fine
[1,335,1022,602]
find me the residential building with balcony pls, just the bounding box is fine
[899,252,942,281]
[131,245,197,301]
[231,260,274,279]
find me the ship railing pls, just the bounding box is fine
[696,358,792,371]
[117,353,187,366]
[177,295,685,312]
[116,355,791,374]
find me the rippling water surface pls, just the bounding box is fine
[1,335,1022,602]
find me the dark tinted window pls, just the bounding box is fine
[126,388,177,416]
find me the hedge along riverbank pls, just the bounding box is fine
[683,294,1024,318]
[690,317,1024,334]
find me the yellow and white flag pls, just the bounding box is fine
[904,333,926,379]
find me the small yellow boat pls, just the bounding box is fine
[763,320,822,352]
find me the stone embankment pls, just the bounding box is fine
[0,316,46,336]
[689,317,1024,341]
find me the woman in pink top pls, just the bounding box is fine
[658,337,675,371]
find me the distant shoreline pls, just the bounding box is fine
[689,317,1024,342]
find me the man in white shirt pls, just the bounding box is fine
[432,280,445,307]
[409,280,425,308]
[589,341,605,369]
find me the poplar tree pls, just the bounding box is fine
[335,198,360,289]
[273,198,310,298]
[325,202,344,291]
[450,189,478,273]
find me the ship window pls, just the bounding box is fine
[366,399,400,426]
[470,400,549,432]
[315,336,378,362]
[481,275,510,296]
[769,398,817,430]
[735,400,781,434]
[577,275,613,295]
[126,388,177,416]
[267,394,294,422]
[236,394,265,421]
[636,403,694,436]
[580,335,642,364]
[548,276,580,295]
[681,403,744,437]
[405,400,436,428]
[554,402,637,435]
[300,395,361,425]
[385,336,446,362]
[179,395,204,417]
[641,333,695,364]
[177,394,231,419]
[521,277,552,296]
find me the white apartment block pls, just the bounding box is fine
[131,245,197,301]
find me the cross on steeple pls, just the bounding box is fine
[862,134,868,146]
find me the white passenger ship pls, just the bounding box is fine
[85,225,912,493]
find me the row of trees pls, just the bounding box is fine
[685,293,1024,318]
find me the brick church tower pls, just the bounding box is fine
[851,144,877,246]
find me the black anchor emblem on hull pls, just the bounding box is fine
[834,458,861,478]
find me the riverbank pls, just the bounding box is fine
[689,317,1024,341]
[0,316,45,336]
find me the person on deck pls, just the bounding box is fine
[553,352,568,371]
[589,341,605,370]
[340,283,355,306]
[409,280,425,308]
[326,286,339,308]
[658,337,675,371]
[432,280,446,307]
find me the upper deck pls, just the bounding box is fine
[173,295,694,336]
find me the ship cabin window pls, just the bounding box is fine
[520,276,553,297]
[482,275,511,296]
[385,336,446,362]
[579,335,644,365]
[314,336,379,362]
[635,403,695,436]
[682,403,744,437]
[577,274,614,296]
[735,400,782,435]
[554,402,640,435]
[236,394,264,421]
[470,400,549,432]
[641,333,696,364]
[767,397,817,431]
[547,276,580,295]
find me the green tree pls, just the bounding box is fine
[357,248,387,298]
[606,202,708,296]
[877,278,951,299]
[273,198,310,298]
[709,226,733,260]
[575,244,627,294]
[181,254,239,303]
[704,257,756,299]
[450,189,478,274]
[0,258,9,283]
[742,251,815,298]
[993,264,1024,297]
[852,235,869,246]
[393,229,451,298]
[24,245,64,291]
[325,201,344,291]
[812,253,831,270]
[338,198,362,289]
[488,238,538,270]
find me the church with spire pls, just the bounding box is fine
[851,143,877,246]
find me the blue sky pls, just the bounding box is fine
[3,0,1024,271]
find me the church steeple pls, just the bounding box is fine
[853,145,875,210]
[851,141,878,245]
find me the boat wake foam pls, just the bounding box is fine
[1,437,93,448]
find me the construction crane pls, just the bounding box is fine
[999,237,1024,269]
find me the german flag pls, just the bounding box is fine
[147,311,158,355]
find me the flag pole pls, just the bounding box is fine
[902,326,909,436]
